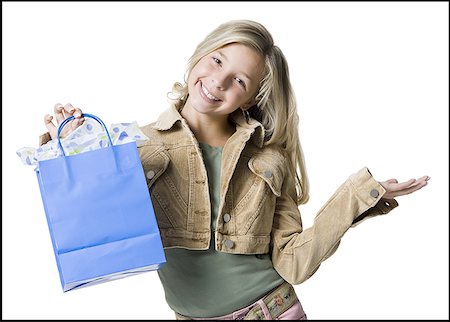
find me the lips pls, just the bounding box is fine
[199,82,221,103]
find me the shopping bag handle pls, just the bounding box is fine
[57,113,114,156]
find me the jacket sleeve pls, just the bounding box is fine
[270,166,398,285]
[39,132,52,146]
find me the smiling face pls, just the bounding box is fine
[184,43,265,117]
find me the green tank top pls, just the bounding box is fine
[157,142,285,318]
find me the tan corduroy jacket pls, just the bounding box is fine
[39,105,398,285]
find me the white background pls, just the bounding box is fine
[3,1,449,320]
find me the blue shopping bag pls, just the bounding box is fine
[35,113,166,292]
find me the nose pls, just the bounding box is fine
[211,72,230,90]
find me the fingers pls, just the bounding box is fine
[391,178,417,191]
[63,103,85,132]
[386,179,398,184]
[381,175,430,199]
[48,102,85,139]
[54,103,65,124]
[61,103,76,123]
[44,114,57,140]
[392,179,428,197]
[68,115,85,132]
[54,103,84,123]
[62,103,83,119]
[419,175,431,182]
[409,176,429,187]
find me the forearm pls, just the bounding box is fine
[272,167,398,285]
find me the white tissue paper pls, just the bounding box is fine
[17,118,149,166]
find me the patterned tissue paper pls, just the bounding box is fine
[17,118,149,166]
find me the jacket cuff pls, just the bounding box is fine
[349,167,399,227]
[39,132,52,147]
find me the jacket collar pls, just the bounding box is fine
[151,105,265,148]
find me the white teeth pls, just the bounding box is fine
[201,84,220,101]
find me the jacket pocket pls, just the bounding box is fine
[248,153,284,197]
[140,148,178,229]
[141,148,170,188]
[236,153,285,235]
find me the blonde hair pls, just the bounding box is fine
[168,20,310,205]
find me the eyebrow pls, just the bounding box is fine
[216,50,253,82]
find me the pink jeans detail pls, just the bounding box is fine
[276,300,307,320]
[175,296,307,320]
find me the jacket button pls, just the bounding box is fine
[223,213,231,223]
[263,170,273,178]
[224,239,234,249]
[370,189,379,198]
[146,170,155,180]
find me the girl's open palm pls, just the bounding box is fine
[379,176,430,200]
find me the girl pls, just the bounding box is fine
[40,20,429,320]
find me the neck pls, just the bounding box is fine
[180,104,236,147]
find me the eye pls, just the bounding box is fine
[212,57,221,65]
[235,77,246,89]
